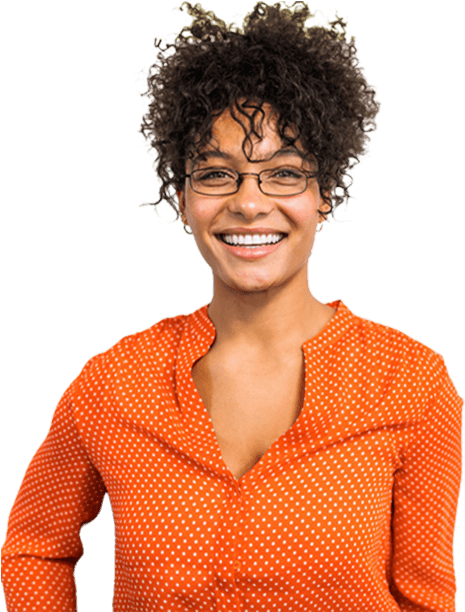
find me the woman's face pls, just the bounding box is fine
[178,104,329,296]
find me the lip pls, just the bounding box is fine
[215,227,288,235]
[215,234,287,260]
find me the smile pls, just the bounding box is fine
[217,233,287,247]
[214,233,287,260]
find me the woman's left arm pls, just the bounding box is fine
[390,356,463,612]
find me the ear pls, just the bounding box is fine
[177,190,186,219]
[319,184,332,221]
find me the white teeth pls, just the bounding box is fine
[222,233,284,246]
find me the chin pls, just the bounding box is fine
[224,274,281,294]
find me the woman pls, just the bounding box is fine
[1,2,462,611]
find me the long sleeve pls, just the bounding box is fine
[2,301,463,612]
[390,357,463,612]
[1,365,107,612]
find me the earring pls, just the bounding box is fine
[316,222,324,233]
[183,224,193,235]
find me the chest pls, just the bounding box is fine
[191,350,306,480]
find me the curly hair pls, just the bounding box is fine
[140,1,380,221]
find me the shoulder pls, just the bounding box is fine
[348,309,446,393]
[68,310,192,395]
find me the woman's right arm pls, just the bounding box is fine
[1,366,106,612]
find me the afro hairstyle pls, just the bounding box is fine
[140,1,380,221]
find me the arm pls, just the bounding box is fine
[390,357,463,612]
[1,367,106,612]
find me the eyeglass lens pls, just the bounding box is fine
[190,167,309,196]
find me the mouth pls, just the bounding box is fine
[215,233,288,247]
[215,234,287,263]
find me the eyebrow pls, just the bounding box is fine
[192,146,307,164]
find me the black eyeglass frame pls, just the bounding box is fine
[184,167,318,197]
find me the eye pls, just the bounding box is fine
[195,168,236,181]
[268,167,303,179]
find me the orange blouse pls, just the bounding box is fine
[1,300,463,612]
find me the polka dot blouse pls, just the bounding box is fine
[1,300,463,612]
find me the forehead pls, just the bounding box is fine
[192,146,308,168]
[198,103,306,162]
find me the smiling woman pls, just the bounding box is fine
[141,3,379,220]
[1,2,463,612]
[177,103,332,292]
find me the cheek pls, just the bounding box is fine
[194,202,215,221]
[185,195,217,228]
[287,192,321,226]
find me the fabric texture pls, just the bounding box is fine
[1,299,463,612]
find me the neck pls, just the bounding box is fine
[207,268,332,355]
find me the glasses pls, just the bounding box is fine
[185,166,317,197]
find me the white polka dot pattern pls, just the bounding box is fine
[1,300,462,611]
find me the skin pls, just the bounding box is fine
[177,102,336,362]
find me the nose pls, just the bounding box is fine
[226,173,274,219]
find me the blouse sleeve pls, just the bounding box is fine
[390,356,463,612]
[1,364,106,612]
